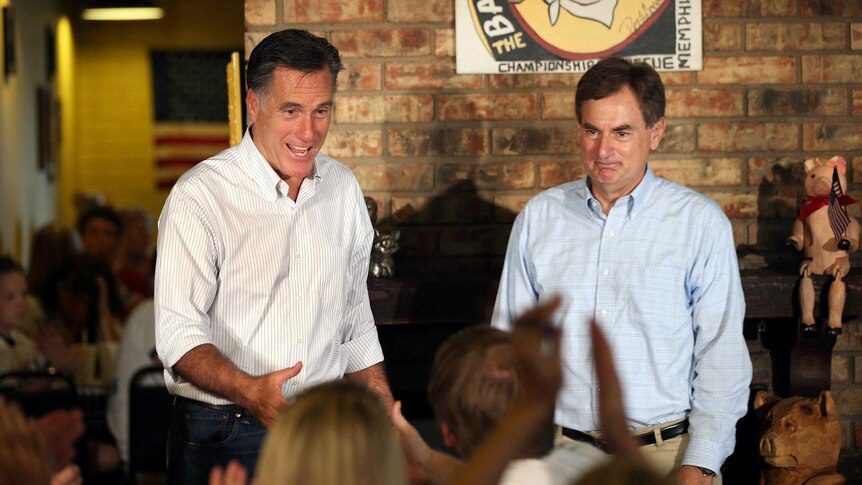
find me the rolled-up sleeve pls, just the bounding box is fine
[154,188,220,376]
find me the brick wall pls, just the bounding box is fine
[245,0,862,277]
[245,0,862,464]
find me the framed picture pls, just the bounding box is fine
[37,87,60,181]
[3,6,15,80]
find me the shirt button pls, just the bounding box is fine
[292,380,299,386]
[297,337,303,344]
[602,269,609,276]
[609,232,615,237]
[294,253,300,260]
[601,309,608,316]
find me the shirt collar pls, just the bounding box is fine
[238,125,322,202]
[582,165,657,218]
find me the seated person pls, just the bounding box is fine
[392,300,609,485]
[0,256,45,373]
[77,206,123,267]
[25,224,80,338]
[115,209,155,312]
[106,299,162,464]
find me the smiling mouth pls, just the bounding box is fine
[287,144,311,157]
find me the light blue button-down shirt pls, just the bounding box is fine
[492,167,752,471]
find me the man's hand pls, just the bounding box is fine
[241,362,302,427]
[208,460,248,485]
[674,465,714,485]
[391,401,432,484]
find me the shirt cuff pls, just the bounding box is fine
[342,326,385,374]
[682,436,723,474]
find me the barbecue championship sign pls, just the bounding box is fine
[456,0,702,74]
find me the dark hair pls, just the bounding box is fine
[246,29,343,96]
[40,253,123,343]
[576,57,665,127]
[77,206,123,236]
[427,325,554,458]
[0,255,24,278]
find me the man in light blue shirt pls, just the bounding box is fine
[491,57,751,484]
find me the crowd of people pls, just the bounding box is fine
[1,28,753,485]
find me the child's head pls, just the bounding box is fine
[0,256,28,334]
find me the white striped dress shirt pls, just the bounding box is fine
[155,129,383,405]
[492,167,752,473]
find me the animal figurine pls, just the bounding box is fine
[787,156,859,335]
[369,228,399,278]
[754,390,844,485]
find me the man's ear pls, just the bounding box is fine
[246,89,260,123]
[440,423,458,449]
[649,118,665,150]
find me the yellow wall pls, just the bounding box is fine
[64,0,244,225]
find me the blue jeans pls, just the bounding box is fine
[167,397,266,485]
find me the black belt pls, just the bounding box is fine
[561,418,688,451]
[174,395,248,415]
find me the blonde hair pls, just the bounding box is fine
[255,381,407,485]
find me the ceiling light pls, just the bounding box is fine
[82,0,164,21]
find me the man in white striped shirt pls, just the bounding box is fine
[155,29,393,484]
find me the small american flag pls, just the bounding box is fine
[828,166,851,243]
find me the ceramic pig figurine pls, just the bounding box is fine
[787,156,859,335]
[754,390,844,485]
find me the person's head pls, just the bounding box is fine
[255,381,406,485]
[41,254,123,342]
[118,208,153,261]
[245,29,343,186]
[77,206,123,262]
[0,256,28,335]
[427,325,554,459]
[27,224,79,299]
[575,57,666,209]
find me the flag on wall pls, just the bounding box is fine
[151,50,233,189]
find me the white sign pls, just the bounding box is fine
[456,0,702,74]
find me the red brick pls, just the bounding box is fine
[803,123,862,151]
[745,219,802,247]
[856,356,862,384]
[245,0,275,26]
[698,123,798,152]
[748,157,806,186]
[362,194,388,223]
[435,29,454,57]
[396,227,439,256]
[853,157,862,184]
[489,74,579,89]
[388,128,488,157]
[336,95,434,124]
[656,124,697,153]
[492,127,575,156]
[853,23,862,50]
[437,161,535,190]
[708,191,760,219]
[392,194,494,224]
[666,89,743,118]
[802,1,862,17]
[338,62,382,91]
[698,56,796,85]
[703,24,743,52]
[332,29,430,57]
[834,320,861,351]
[538,161,583,188]
[748,88,848,117]
[833,354,850,383]
[385,60,483,90]
[834,388,862,416]
[853,90,862,117]
[244,32,270,59]
[439,94,537,121]
[750,352,771,387]
[388,0,452,22]
[283,0,384,23]
[703,0,795,17]
[650,158,742,186]
[322,129,382,158]
[439,226,508,256]
[803,55,862,83]
[494,195,532,222]
[856,422,862,448]
[541,92,575,120]
[347,162,434,192]
[659,72,695,87]
[747,23,846,51]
